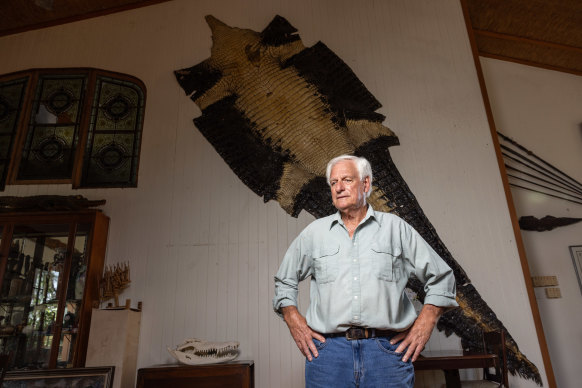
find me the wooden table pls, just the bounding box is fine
[413,350,497,388]
[136,360,254,388]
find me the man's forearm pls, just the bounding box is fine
[418,303,444,324]
[281,305,299,321]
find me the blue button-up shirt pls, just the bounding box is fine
[273,206,458,333]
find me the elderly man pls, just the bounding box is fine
[273,155,458,388]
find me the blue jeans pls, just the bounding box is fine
[305,336,414,388]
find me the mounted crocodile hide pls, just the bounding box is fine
[168,338,240,365]
[174,15,542,385]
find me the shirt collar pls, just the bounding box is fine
[329,204,379,229]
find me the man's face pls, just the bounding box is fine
[329,160,370,213]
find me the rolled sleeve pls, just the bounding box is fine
[272,234,312,318]
[424,289,458,311]
[401,221,459,311]
[421,257,458,311]
[273,277,299,317]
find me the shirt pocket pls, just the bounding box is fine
[312,244,340,284]
[371,242,402,282]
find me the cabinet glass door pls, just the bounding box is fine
[0,223,77,369]
[56,223,90,367]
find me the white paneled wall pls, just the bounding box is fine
[481,57,582,388]
[0,1,547,387]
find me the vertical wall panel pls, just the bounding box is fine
[0,1,547,387]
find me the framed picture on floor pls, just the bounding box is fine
[569,245,582,296]
[4,366,114,388]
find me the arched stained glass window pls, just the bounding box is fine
[0,69,146,190]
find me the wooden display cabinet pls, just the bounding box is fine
[0,210,109,370]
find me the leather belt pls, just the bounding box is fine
[325,327,398,341]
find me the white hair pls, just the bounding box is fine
[325,155,373,198]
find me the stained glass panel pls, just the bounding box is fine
[0,77,28,189]
[17,75,86,181]
[81,76,144,187]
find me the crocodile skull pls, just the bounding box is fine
[168,338,240,365]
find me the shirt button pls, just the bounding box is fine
[353,258,357,262]
[353,316,359,320]
[354,296,358,299]
[354,277,358,281]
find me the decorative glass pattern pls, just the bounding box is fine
[17,75,86,181]
[81,76,144,187]
[0,77,28,189]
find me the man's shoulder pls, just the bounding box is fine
[372,209,403,223]
[372,209,414,231]
[305,213,336,231]
[293,214,335,246]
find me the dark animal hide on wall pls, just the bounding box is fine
[174,15,542,385]
[519,215,582,231]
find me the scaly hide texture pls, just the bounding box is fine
[174,15,542,385]
[168,338,240,365]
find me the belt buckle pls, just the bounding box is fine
[345,327,366,340]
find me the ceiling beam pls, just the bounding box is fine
[474,29,582,75]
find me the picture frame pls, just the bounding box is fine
[569,245,582,296]
[4,366,115,388]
